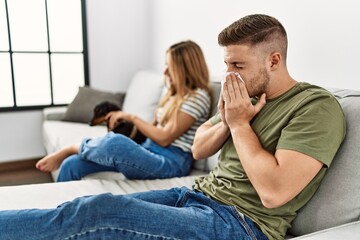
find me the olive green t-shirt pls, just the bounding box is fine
[194,82,346,240]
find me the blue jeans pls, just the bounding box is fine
[57,132,193,182]
[0,187,268,240]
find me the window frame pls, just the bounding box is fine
[0,0,89,112]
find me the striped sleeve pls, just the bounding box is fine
[180,89,211,120]
[171,88,211,152]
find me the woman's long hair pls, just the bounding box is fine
[158,40,211,126]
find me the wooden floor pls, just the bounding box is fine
[0,158,53,186]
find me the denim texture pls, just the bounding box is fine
[57,132,193,181]
[0,187,268,240]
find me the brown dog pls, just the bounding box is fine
[89,101,147,144]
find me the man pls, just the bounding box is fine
[192,13,346,239]
[0,14,345,240]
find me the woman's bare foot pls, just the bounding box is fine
[36,145,79,172]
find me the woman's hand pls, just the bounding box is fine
[105,111,134,130]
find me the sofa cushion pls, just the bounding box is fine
[63,86,125,123]
[43,120,108,181]
[209,80,221,116]
[0,176,198,210]
[289,88,360,236]
[122,70,164,122]
[290,221,360,239]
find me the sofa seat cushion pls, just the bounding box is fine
[289,88,360,236]
[0,176,199,211]
[43,121,107,154]
[82,169,207,182]
[43,121,107,180]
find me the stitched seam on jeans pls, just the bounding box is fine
[63,226,181,240]
[177,189,192,207]
[230,206,258,240]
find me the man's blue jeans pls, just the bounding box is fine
[0,187,268,240]
[57,132,193,182]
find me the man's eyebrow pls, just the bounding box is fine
[224,60,246,65]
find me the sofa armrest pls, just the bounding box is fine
[290,221,360,239]
[43,106,68,121]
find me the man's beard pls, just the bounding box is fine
[247,68,270,97]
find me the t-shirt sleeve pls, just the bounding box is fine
[209,112,222,125]
[277,95,346,167]
[180,89,211,120]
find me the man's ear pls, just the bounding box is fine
[270,52,281,69]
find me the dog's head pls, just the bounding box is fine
[89,101,120,126]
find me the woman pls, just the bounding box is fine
[36,40,212,182]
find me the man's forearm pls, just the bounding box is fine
[192,121,230,160]
[231,124,278,179]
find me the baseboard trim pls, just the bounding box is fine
[0,157,43,172]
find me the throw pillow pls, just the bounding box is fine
[63,86,125,123]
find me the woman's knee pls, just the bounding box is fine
[79,133,132,160]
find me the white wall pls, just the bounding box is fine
[1,0,359,163]
[150,0,360,90]
[86,0,152,92]
[0,111,44,161]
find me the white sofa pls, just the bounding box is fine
[1,70,360,239]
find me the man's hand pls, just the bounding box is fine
[222,73,266,128]
[217,94,228,126]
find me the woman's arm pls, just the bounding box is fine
[106,110,196,147]
[134,111,195,147]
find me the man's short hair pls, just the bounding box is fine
[218,14,288,61]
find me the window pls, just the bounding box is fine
[0,0,88,111]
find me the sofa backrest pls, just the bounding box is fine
[192,80,221,171]
[122,70,165,122]
[289,88,360,236]
[209,81,222,116]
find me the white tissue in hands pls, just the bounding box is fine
[221,72,245,92]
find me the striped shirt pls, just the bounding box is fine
[156,88,211,152]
